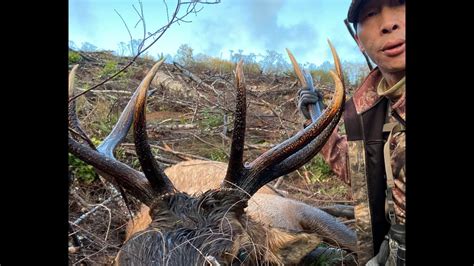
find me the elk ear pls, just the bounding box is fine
[267,227,322,264]
[125,205,152,241]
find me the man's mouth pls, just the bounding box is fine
[381,40,405,57]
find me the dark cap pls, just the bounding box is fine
[347,0,368,23]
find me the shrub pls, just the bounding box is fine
[69,51,81,64]
[69,137,101,183]
[306,154,333,184]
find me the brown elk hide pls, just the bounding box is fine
[163,160,276,195]
[125,160,277,241]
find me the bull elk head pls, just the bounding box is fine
[68,41,347,265]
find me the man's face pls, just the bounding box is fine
[355,0,405,73]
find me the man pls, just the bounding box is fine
[298,0,405,265]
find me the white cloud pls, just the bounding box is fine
[69,0,365,65]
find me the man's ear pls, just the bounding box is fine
[266,227,322,264]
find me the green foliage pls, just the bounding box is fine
[92,112,119,138]
[69,137,101,183]
[306,154,333,184]
[319,184,348,196]
[309,244,332,266]
[69,154,96,183]
[308,243,353,266]
[209,149,228,162]
[309,254,336,265]
[99,60,129,79]
[200,108,223,129]
[129,157,142,171]
[69,51,81,64]
[100,60,119,78]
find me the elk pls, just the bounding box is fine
[68,42,356,265]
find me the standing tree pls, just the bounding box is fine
[69,40,79,50]
[260,50,291,74]
[80,42,98,52]
[174,44,194,67]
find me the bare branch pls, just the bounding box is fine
[190,133,230,158]
[163,0,170,22]
[69,0,221,103]
[121,142,212,162]
[114,9,134,55]
[72,194,121,225]
[174,62,217,93]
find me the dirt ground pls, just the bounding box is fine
[68,51,356,265]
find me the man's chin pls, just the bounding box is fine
[378,54,405,72]
[378,60,406,73]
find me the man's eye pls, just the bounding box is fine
[366,10,378,18]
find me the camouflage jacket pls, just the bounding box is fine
[319,67,406,263]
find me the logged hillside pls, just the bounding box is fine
[68,50,357,265]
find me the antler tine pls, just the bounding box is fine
[223,60,246,187]
[286,48,308,88]
[68,64,93,147]
[133,59,176,194]
[254,71,345,188]
[97,58,165,159]
[69,65,79,98]
[68,64,163,205]
[286,48,324,122]
[231,45,345,195]
[327,39,344,84]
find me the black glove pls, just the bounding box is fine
[297,87,323,120]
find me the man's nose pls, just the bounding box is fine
[381,22,399,34]
[380,7,401,34]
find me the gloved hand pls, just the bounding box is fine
[297,86,324,120]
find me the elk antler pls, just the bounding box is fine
[262,40,344,178]
[68,59,175,205]
[224,60,246,186]
[223,42,345,195]
[68,64,93,147]
[133,61,176,194]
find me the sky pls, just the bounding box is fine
[69,0,366,66]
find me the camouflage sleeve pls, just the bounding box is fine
[320,127,350,185]
[389,130,406,224]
